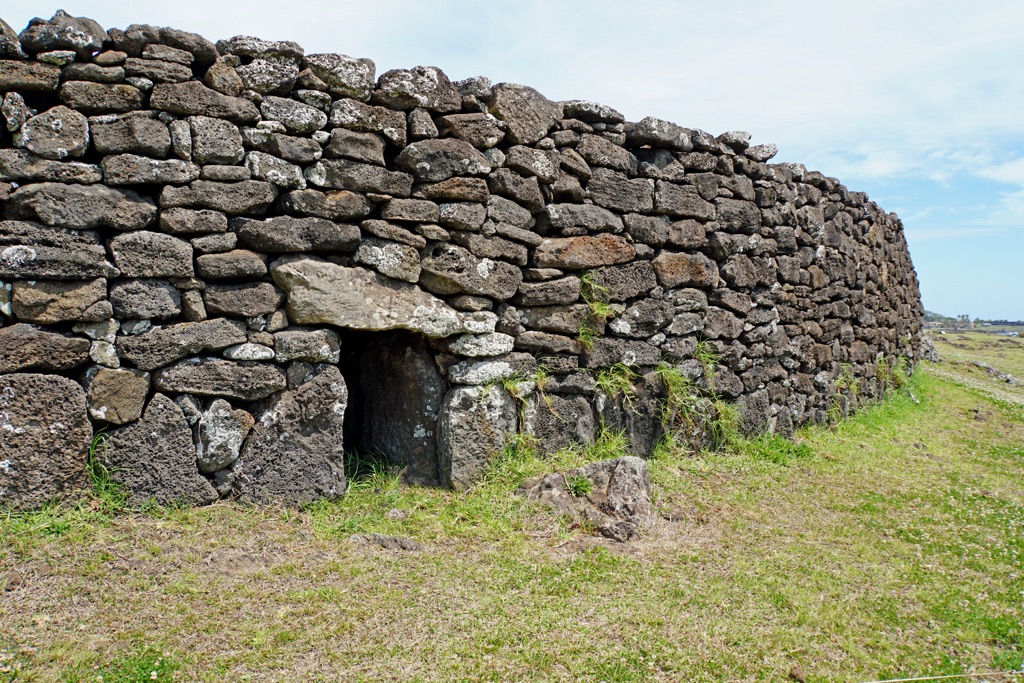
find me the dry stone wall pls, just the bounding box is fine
[0,11,924,510]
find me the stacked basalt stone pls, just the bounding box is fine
[0,11,924,511]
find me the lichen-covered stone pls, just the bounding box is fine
[0,221,117,280]
[438,384,517,490]
[306,53,376,101]
[117,318,247,371]
[271,257,468,337]
[14,106,89,160]
[195,399,254,474]
[82,366,150,424]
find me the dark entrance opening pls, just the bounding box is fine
[334,329,448,487]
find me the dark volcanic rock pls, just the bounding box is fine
[0,373,92,510]
[237,365,348,504]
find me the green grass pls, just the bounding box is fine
[2,363,1024,681]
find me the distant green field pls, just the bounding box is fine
[2,359,1023,682]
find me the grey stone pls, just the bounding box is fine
[516,304,591,336]
[305,53,376,101]
[0,373,92,510]
[487,195,533,228]
[13,106,89,160]
[0,221,116,280]
[159,208,228,234]
[413,177,489,202]
[110,231,193,278]
[233,215,361,252]
[103,393,219,506]
[448,352,536,385]
[192,249,264,278]
[655,182,715,219]
[488,83,562,145]
[575,134,637,174]
[361,220,427,248]
[395,139,491,182]
[323,128,386,165]
[18,10,109,58]
[381,198,440,223]
[281,189,373,221]
[160,180,279,215]
[241,127,323,165]
[357,335,446,486]
[561,100,625,123]
[514,276,581,306]
[235,59,299,95]
[260,95,327,134]
[443,332,515,357]
[527,394,594,454]
[150,81,260,124]
[271,257,469,337]
[607,299,675,338]
[588,168,654,213]
[204,58,243,96]
[355,237,422,283]
[328,98,407,146]
[273,328,341,363]
[702,306,744,340]
[117,318,247,371]
[438,384,517,490]
[505,145,561,183]
[204,282,284,318]
[622,214,668,247]
[0,61,61,91]
[2,93,32,133]
[11,278,107,324]
[83,366,150,424]
[438,203,488,231]
[487,167,545,212]
[580,338,660,369]
[195,399,255,474]
[101,154,200,185]
[91,114,170,157]
[0,18,27,59]
[154,357,287,401]
[534,234,636,270]
[718,130,751,151]
[123,57,191,83]
[518,456,653,540]
[142,43,193,65]
[374,66,461,112]
[306,159,413,197]
[436,112,505,149]
[6,182,157,231]
[189,116,243,164]
[0,324,89,373]
[110,279,181,320]
[59,82,142,114]
[0,149,101,183]
[652,251,720,288]
[408,107,438,139]
[544,204,623,233]
[716,198,762,234]
[420,243,523,300]
[223,342,275,360]
[236,364,347,504]
[666,219,706,249]
[625,116,693,151]
[245,151,306,190]
[451,232,529,266]
[745,143,778,162]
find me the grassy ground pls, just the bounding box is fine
[2,358,1023,682]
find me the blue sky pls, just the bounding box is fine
[3,0,1023,319]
